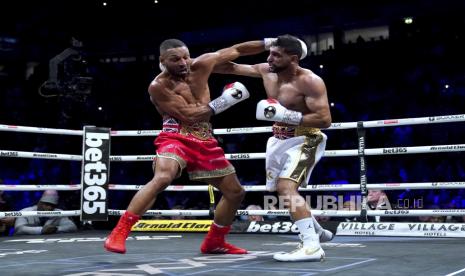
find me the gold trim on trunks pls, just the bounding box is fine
[189,166,236,180]
[155,152,187,178]
[272,124,321,139]
[180,122,213,140]
[286,134,323,187]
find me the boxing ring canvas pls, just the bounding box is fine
[1,231,465,275]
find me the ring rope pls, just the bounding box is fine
[3,208,465,218]
[2,182,465,192]
[1,114,464,136]
[1,143,465,162]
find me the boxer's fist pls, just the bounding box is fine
[264,37,307,60]
[208,82,250,115]
[256,99,302,125]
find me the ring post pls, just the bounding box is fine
[80,126,111,223]
[357,121,368,222]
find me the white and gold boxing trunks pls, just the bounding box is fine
[265,124,327,192]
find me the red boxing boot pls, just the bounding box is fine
[200,223,248,254]
[104,211,140,254]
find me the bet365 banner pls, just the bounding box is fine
[80,126,111,221]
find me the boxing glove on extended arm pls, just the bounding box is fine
[208,82,250,115]
[256,99,303,125]
[263,37,308,60]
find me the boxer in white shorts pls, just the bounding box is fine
[215,34,333,262]
[266,125,327,192]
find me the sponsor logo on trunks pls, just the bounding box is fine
[0,151,19,157]
[81,127,110,221]
[382,147,407,154]
[132,220,212,232]
[246,221,298,233]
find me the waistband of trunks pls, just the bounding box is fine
[272,124,320,139]
[162,116,213,140]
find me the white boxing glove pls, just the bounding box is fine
[264,37,307,60]
[256,99,302,125]
[208,82,250,115]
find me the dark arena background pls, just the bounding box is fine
[1,0,465,275]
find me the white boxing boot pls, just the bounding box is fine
[273,234,325,262]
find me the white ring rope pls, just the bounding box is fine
[1,114,464,220]
[3,182,465,192]
[2,143,465,162]
[115,182,465,191]
[0,185,81,191]
[3,209,465,218]
[1,114,465,136]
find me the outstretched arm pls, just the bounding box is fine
[213,62,263,78]
[194,41,265,74]
[214,40,266,64]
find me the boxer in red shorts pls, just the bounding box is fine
[104,38,266,254]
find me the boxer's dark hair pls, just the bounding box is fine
[160,39,186,54]
[272,34,302,58]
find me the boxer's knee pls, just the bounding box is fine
[145,173,173,195]
[230,184,245,202]
[218,176,245,202]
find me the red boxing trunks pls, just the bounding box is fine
[154,117,235,180]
